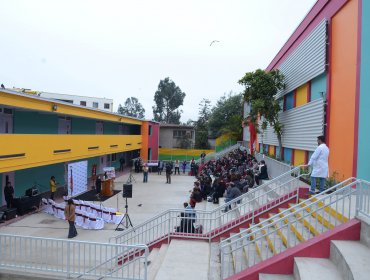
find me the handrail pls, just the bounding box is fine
[219,177,361,278]
[0,233,149,280]
[110,165,310,244]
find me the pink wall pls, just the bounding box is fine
[148,122,159,160]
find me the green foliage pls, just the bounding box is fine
[117,97,145,119]
[239,69,285,158]
[208,92,243,140]
[194,99,211,149]
[152,77,186,124]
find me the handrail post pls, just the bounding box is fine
[66,241,71,278]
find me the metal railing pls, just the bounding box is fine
[0,234,148,280]
[110,165,310,246]
[219,177,366,279]
[254,152,292,179]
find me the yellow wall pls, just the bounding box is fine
[0,134,142,173]
[216,133,232,145]
[295,84,309,107]
[0,91,142,125]
[293,149,306,166]
[268,145,275,157]
[159,148,213,157]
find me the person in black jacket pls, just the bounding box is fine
[255,160,269,185]
[4,181,14,209]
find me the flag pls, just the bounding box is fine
[70,168,74,196]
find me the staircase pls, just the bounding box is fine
[219,177,369,279]
[259,220,370,280]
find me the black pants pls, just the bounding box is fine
[5,196,13,208]
[50,191,55,200]
[166,173,171,184]
[175,167,180,174]
[68,221,77,238]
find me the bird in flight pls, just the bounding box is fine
[210,40,220,46]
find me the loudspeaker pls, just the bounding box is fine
[123,183,132,198]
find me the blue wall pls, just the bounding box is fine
[14,111,58,134]
[311,73,327,101]
[284,92,294,110]
[72,117,95,134]
[357,0,370,181]
[14,163,65,197]
[283,148,292,164]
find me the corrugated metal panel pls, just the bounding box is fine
[258,98,324,151]
[276,20,327,99]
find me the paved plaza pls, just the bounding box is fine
[0,171,203,243]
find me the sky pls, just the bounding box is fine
[0,0,317,122]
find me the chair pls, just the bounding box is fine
[87,212,104,230]
[102,207,111,222]
[54,203,65,220]
[75,209,84,227]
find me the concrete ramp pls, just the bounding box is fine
[155,239,210,280]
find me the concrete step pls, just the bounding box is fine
[148,244,169,280]
[259,218,287,255]
[155,240,210,280]
[279,208,314,242]
[229,232,248,273]
[293,257,344,280]
[288,203,327,236]
[220,237,235,279]
[330,240,370,280]
[209,242,221,280]
[269,213,301,248]
[259,274,294,280]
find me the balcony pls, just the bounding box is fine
[0,134,142,172]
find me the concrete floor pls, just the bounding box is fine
[0,171,201,243]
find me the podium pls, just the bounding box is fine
[101,179,113,196]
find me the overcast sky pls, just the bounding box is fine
[1,0,316,122]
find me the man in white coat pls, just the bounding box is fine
[308,135,329,194]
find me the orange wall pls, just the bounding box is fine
[296,84,309,107]
[328,0,358,179]
[140,122,149,160]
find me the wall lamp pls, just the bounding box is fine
[52,104,58,111]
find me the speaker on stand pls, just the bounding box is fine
[115,183,134,231]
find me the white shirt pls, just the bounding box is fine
[308,143,329,178]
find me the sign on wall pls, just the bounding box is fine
[68,160,88,197]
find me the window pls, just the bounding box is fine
[80,101,86,106]
[148,125,152,135]
[173,130,186,138]
[111,153,117,162]
[93,102,99,108]
[104,103,110,109]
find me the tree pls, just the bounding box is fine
[238,69,285,159]
[152,77,186,124]
[208,92,243,141]
[117,97,145,119]
[194,99,211,149]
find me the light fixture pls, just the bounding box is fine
[52,104,58,111]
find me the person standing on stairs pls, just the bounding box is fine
[308,135,329,195]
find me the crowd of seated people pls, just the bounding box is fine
[176,148,270,232]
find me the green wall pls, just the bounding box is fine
[72,117,95,134]
[103,122,119,135]
[14,111,58,134]
[311,73,327,101]
[87,156,99,177]
[14,163,65,196]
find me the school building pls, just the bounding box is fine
[0,88,159,206]
[243,0,370,182]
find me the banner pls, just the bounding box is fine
[68,160,88,197]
